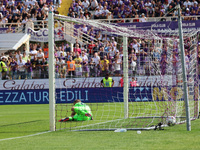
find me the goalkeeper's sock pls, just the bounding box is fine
[58,117,70,122]
[85,113,92,117]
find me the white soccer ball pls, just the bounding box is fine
[137,130,141,134]
[166,116,176,126]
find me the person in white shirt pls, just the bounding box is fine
[15,51,23,62]
[37,49,44,63]
[2,16,7,24]
[131,39,140,54]
[31,14,37,22]
[190,0,198,6]
[80,52,88,62]
[109,46,117,58]
[57,47,63,58]
[102,6,110,16]
[90,0,98,11]
[113,54,122,76]
[8,0,15,6]
[82,0,90,10]
[13,6,19,14]
[94,7,102,19]
[92,52,100,66]
[0,3,5,11]
[30,48,38,62]
[29,0,36,6]
[145,0,152,8]
[17,55,26,79]
[22,16,28,24]
[140,13,147,22]
[96,3,103,10]
[23,0,30,7]
[81,24,88,33]
[183,0,191,8]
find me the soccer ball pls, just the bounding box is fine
[166,116,176,126]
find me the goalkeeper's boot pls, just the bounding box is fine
[58,117,70,122]
[85,113,92,117]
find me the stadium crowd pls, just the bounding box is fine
[0,32,198,80]
[0,0,200,80]
[0,0,200,28]
[0,0,59,30]
[68,0,200,21]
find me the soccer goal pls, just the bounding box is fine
[48,11,199,131]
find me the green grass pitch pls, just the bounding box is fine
[0,104,200,150]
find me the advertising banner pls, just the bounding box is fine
[0,76,173,90]
[0,85,192,105]
[0,87,152,105]
[117,20,200,33]
[0,27,15,34]
[27,27,64,42]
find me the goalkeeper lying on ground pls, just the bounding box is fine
[59,99,93,122]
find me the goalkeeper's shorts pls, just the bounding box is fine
[72,114,92,121]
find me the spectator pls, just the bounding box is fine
[88,40,96,56]
[37,49,44,63]
[65,44,71,53]
[100,55,109,76]
[9,58,18,79]
[140,13,147,22]
[100,73,115,87]
[31,56,40,79]
[74,44,82,55]
[184,0,191,8]
[113,54,122,76]
[130,77,139,87]
[90,0,98,11]
[6,25,14,33]
[25,59,32,79]
[30,45,38,62]
[0,56,8,80]
[89,58,96,77]
[17,55,26,79]
[84,9,92,19]
[82,0,90,10]
[67,56,76,77]
[94,7,102,19]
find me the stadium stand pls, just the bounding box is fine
[0,0,200,80]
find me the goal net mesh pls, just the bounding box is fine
[52,15,199,131]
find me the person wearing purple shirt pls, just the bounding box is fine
[160,54,168,75]
[72,0,77,7]
[190,9,197,17]
[185,8,191,16]
[9,58,18,79]
[82,59,89,77]
[88,27,96,39]
[25,59,32,79]
[192,3,198,11]
[119,7,126,18]
[99,0,105,7]
[68,3,74,12]
[104,2,110,10]
[110,0,117,7]
[124,0,129,6]
[113,7,119,18]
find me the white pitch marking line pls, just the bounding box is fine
[0,131,52,142]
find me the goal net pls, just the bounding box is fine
[49,13,199,131]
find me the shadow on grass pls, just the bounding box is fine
[0,120,44,127]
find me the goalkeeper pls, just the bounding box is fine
[59,99,93,122]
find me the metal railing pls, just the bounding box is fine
[0,15,200,34]
[94,15,200,24]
